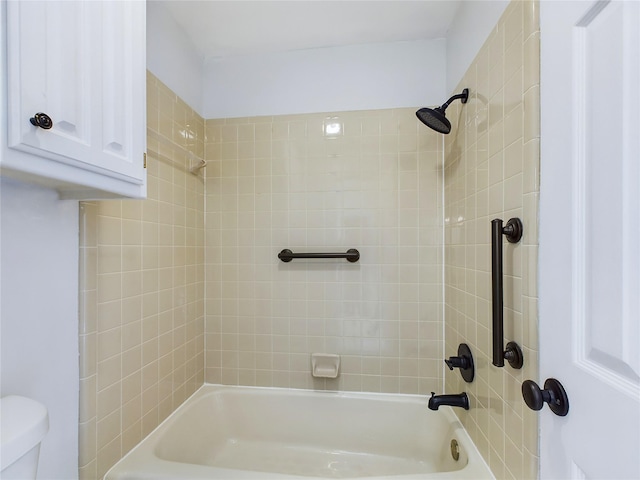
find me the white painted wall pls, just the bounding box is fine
[0,1,79,476]
[445,0,509,94]
[148,0,508,119]
[148,0,508,117]
[0,178,79,480]
[202,39,446,119]
[147,1,204,115]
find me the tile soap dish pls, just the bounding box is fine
[311,353,340,378]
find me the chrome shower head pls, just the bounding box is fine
[416,88,469,134]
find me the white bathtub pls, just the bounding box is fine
[105,385,494,480]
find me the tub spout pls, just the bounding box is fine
[428,392,470,410]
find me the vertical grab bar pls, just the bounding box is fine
[491,218,524,369]
[491,220,506,366]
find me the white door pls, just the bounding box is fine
[539,1,640,478]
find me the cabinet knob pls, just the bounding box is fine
[522,378,569,416]
[29,112,53,130]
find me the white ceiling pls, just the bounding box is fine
[160,1,462,59]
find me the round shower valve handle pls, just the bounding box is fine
[444,343,475,383]
[522,378,569,416]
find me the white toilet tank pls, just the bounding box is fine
[0,395,49,479]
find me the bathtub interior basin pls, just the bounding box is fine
[105,385,494,480]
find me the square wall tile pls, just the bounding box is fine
[444,2,540,479]
[204,108,444,395]
[79,71,205,479]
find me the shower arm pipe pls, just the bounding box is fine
[440,89,469,111]
[491,218,524,369]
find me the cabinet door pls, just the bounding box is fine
[95,0,146,183]
[6,0,145,186]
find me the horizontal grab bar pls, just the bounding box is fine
[278,249,360,263]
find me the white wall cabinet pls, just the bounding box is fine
[1,0,146,199]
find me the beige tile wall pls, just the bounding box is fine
[80,5,538,474]
[78,72,206,479]
[204,109,444,394]
[443,1,540,479]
